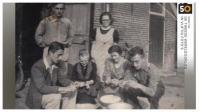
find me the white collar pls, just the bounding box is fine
[48,16,64,23]
[43,58,58,70]
[100,26,111,30]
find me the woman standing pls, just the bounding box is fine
[91,12,119,82]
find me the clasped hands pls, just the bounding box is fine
[105,77,120,86]
[73,80,94,89]
[58,80,94,94]
[105,77,141,89]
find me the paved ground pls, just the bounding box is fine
[15,71,184,109]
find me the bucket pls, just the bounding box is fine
[76,103,97,109]
[100,94,121,107]
[108,102,133,109]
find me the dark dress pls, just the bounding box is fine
[71,61,100,104]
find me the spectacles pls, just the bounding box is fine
[102,19,110,22]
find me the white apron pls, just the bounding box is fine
[91,27,114,82]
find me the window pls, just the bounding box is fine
[150,3,163,13]
[102,3,110,12]
[149,3,165,16]
[148,3,165,68]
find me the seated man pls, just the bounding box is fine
[71,49,100,104]
[25,41,77,109]
[121,46,165,109]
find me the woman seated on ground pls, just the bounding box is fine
[71,49,100,104]
[98,45,132,100]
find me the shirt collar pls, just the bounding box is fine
[49,16,64,23]
[139,61,148,72]
[43,58,58,70]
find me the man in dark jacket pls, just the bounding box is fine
[25,42,77,109]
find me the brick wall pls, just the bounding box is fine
[110,3,150,52]
[164,3,177,71]
[94,3,150,50]
[93,3,177,71]
[93,3,103,28]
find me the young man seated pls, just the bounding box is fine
[121,46,165,109]
[25,41,77,109]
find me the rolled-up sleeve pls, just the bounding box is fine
[31,66,59,94]
[140,64,160,97]
[148,64,160,92]
[35,21,46,47]
[67,22,74,42]
[103,59,112,81]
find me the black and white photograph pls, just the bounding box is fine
[15,3,184,109]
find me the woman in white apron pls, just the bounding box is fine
[91,12,120,82]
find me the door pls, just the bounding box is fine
[149,15,164,68]
[63,4,91,65]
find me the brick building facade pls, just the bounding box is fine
[93,3,177,71]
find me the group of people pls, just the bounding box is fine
[25,3,165,109]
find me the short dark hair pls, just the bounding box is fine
[99,12,114,25]
[51,3,65,8]
[48,41,64,54]
[79,49,89,57]
[128,46,145,58]
[108,45,122,55]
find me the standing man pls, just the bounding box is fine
[35,3,74,71]
[121,46,165,109]
[25,42,77,109]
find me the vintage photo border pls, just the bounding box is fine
[2,2,196,109]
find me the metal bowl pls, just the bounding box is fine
[100,94,121,107]
[76,103,97,109]
[108,102,133,109]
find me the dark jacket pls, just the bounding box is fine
[25,59,72,109]
[71,61,100,96]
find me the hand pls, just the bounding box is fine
[40,41,48,47]
[119,80,128,88]
[85,83,90,89]
[125,80,140,89]
[69,84,77,91]
[79,82,85,87]
[74,81,85,88]
[86,80,94,85]
[91,58,96,63]
[111,79,119,86]
[59,85,76,93]
[105,77,111,84]
[72,81,80,88]
[68,41,72,46]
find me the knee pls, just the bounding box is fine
[126,88,142,96]
[51,94,62,101]
[148,97,159,103]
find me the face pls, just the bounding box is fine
[130,54,144,70]
[53,4,65,18]
[50,49,64,64]
[110,52,121,63]
[102,15,111,27]
[80,55,89,67]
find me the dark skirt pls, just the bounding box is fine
[76,93,96,104]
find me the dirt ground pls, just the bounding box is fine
[15,70,184,109]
